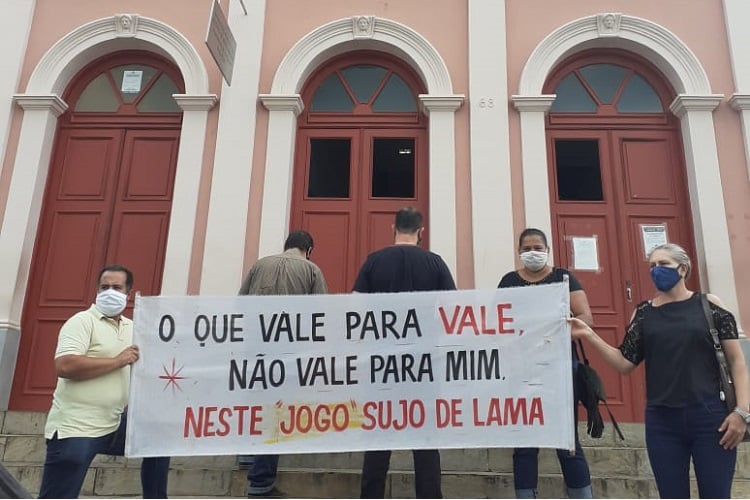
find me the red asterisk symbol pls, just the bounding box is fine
[158,358,186,392]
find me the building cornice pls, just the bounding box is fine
[13,94,68,116]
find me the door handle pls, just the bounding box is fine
[625,280,632,302]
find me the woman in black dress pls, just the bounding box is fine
[499,228,593,499]
[569,242,749,498]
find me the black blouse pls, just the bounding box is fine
[619,292,738,407]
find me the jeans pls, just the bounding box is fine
[512,437,590,490]
[360,449,442,498]
[514,366,591,495]
[645,398,736,498]
[38,412,170,498]
[247,455,279,495]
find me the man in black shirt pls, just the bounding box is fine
[353,207,456,499]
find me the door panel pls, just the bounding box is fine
[303,212,354,294]
[549,128,695,422]
[57,134,120,199]
[10,128,180,410]
[360,129,428,269]
[614,130,697,309]
[26,320,63,392]
[365,211,399,254]
[108,130,179,300]
[620,137,679,204]
[120,133,179,199]
[108,211,170,304]
[40,211,106,306]
[292,130,359,294]
[555,210,634,419]
[10,130,123,409]
[292,128,427,294]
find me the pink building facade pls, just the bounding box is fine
[1,0,749,422]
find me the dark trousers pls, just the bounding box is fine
[360,449,442,498]
[645,398,736,498]
[514,365,591,491]
[38,412,170,498]
[512,429,590,490]
[247,455,279,495]
[513,418,591,490]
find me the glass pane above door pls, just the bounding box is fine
[342,66,387,103]
[372,75,417,112]
[310,74,354,112]
[550,74,597,113]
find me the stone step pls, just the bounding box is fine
[3,411,750,498]
[8,464,749,498]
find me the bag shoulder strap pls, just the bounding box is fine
[575,339,625,440]
[603,402,625,441]
[700,292,722,349]
[700,292,736,408]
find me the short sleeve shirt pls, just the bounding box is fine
[44,305,133,439]
[497,267,583,291]
[619,293,739,407]
[352,245,456,293]
[498,267,583,363]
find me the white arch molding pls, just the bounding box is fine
[511,12,739,322]
[257,15,464,276]
[0,14,216,331]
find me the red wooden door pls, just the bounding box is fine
[10,51,184,410]
[549,129,695,422]
[544,52,695,422]
[291,128,428,293]
[292,53,428,294]
[9,128,180,410]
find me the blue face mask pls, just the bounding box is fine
[650,265,682,292]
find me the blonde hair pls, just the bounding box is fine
[647,243,692,279]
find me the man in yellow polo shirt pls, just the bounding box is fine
[38,264,169,498]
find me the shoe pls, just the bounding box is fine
[248,486,287,498]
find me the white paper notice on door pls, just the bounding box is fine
[641,224,668,258]
[121,70,143,93]
[571,236,599,271]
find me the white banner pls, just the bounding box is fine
[126,283,574,457]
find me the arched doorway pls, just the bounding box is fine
[544,51,696,422]
[10,51,184,411]
[291,52,428,293]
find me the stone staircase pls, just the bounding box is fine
[3,410,750,498]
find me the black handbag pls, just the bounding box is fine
[575,340,624,440]
[699,292,750,442]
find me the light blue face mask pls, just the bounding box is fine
[650,265,682,292]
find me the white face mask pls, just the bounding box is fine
[520,250,548,272]
[95,289,128,317]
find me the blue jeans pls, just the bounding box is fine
[247,455,279,495]
[514,366,591,492]
[513,437,590,490]
[645,398,736,498]
[39,412,170,498]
